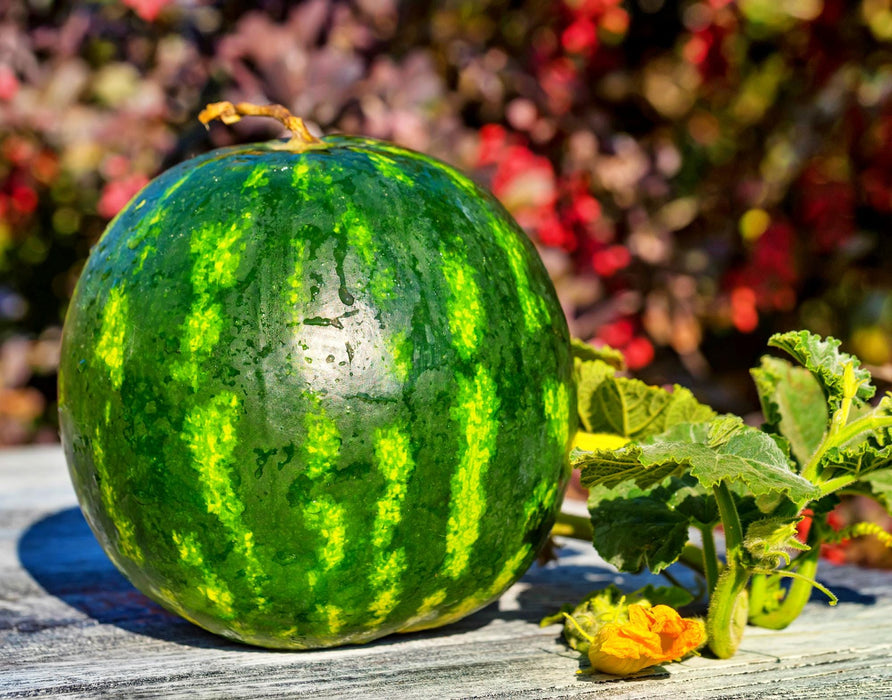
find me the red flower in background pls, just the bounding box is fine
[594,317,653,370]
[97,174,150,220]
[797,162,855,253]
[476,125,566,248]
[725,221,798,332]
[122,0,172,22]
[0,65,19,101]
[562,17,599,56]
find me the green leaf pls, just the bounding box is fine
[823,441,892,478]
[582,376,715,440]
[743,516,808,569]
[577,443,682,490]
[820,396,892,480]
[665,476,719,525]
[575,358,617,432]
[768,330,875,412]
[571,338,626,369]
[579,418,820,502]
[632,583,695,609]
[751,355,827,467]
[683,422,819,501]
[588,482,692,573]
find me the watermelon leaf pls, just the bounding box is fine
[579,376,715,441]
[587,481,692,574]
[571,339,625,369]
[751,355,827,468]
[768,330,875,412]
[862,468,892,514]
[579,417,819,503]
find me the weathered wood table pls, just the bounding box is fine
[3,445,892,698]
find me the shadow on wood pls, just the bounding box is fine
[16,506,259,650]
[15,506,522,651]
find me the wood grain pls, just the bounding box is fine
[3,446,892,698]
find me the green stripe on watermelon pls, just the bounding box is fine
[60,105,575,649]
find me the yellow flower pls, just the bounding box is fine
[571,603,706,676]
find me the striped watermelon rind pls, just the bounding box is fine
[59,133,575,649]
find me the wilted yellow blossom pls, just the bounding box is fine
[567,603,706,676]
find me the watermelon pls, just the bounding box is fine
[58,103,576,649]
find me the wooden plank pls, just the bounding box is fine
[3,446,892,698]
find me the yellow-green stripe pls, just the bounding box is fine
[301,404,348,628]
[368,424,416,622]
[354,148,415,187]
[171,530,236,617]
[338,203,397,306]
[444,365,500,579]
[542,379,571,448]
[490,215,549,335]
[304,495,347,575]
[95,286,128,390]
[172,212,250,389]
[441,244,484,361]
[303,407,341,480]
[399,589,448,632]
[181,391,267,601]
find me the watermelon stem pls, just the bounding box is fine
[198,101,322,151]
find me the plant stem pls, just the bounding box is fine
[799,359,892,483]
[551,511,593,541]
[748,527,822,630]
[747,555,822,630]
[713,482,744,556]
[818,473,858,497]
[706,481,749,658]
[699,525,719,596]
[747,573,770,617]
[660,567,686,591]
[706,563,749,658]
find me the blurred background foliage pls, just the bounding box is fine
[1,0,892,504]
